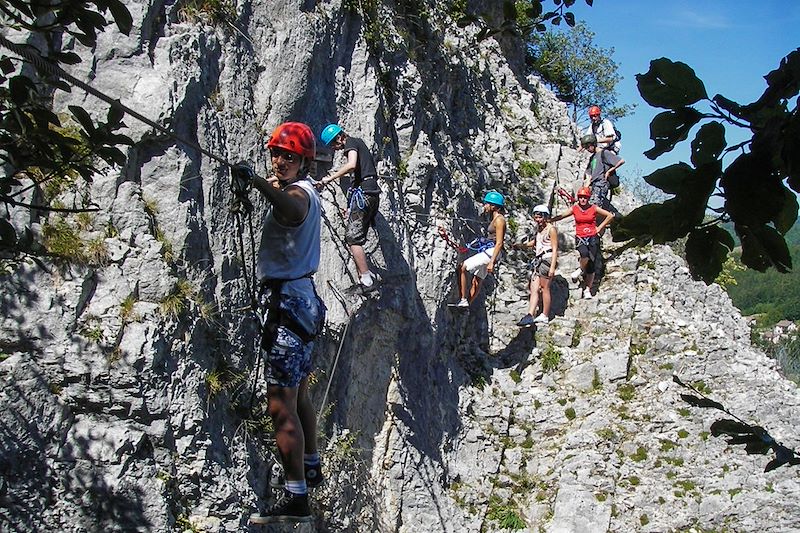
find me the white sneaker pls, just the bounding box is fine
[534,313,549,324]
[456,298,469,308]
[570,268,583,283]
[583,289,593,300]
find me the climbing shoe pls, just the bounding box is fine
[533,313,549,325]
[269,462,325,490]
[249,490,312,525]
[517,314,534,327]
[582,289,593,300]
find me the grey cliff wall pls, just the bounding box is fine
[1,1,799,532]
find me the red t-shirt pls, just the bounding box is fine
[572,204,597,237]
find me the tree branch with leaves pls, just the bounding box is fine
[0,0,133,264]
[454,0,594,42]
[525,21,633,123]
[614,51,800,283]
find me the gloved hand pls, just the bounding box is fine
[230,163,255,214]
[231,163,255,196]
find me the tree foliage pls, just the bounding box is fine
[726,226,800,326]
[614,51,800,283]
[526,21,631,123]
[0,0,133,266]
[454,0,593,42]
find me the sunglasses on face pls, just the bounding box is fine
[578,195,590,199]
[270,148,300,164]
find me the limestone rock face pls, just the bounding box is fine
[2,1,799,532]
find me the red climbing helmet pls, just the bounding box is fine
[577,186,592,198]
[588,105,601,117]
[267,122,316,160]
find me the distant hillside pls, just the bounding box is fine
[725,225,800,325]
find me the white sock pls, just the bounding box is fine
[285,480,307,495]
[360,272,374,286]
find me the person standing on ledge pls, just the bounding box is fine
[581,133,625,212]
[243,122,325,526]
[515,204,558,327]
[585,105,620,154]
[551,186,614,300]
[316,123,382,292]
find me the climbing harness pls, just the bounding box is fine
[437,226,494,255]
[347,186,367,211]
[466,237,494,254]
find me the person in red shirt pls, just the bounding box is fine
[551,187,614,299]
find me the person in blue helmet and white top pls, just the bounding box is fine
[452,190,507,308]
[316,123,382,292]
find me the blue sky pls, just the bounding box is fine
[566,0,800,179]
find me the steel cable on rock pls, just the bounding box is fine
[0,35,234,168]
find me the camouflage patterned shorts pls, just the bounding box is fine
[258,279,322,388]
[261,325,313,388]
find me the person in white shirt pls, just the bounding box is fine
[585,105,620,154]
[515,204,558,327]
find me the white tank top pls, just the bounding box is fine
[256,179,321,280]
[535,224,553,259]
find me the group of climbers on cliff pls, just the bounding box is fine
[449,105,624,325]
[237,103,624,524]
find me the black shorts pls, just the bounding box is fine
[576,235,600,274]
[345,193,379,245]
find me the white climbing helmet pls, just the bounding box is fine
[533,204,550,217]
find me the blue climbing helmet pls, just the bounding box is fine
[320,123,343,146]
[483,190,505,207]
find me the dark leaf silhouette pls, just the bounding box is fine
[685,226,735,283]
[679,394,725,411]
[644,108,703,159]
[0,219,17,248]
[644,162,694,195]
[713,94,746,120]
[690,121,726,167]
[636,58,708,109]
[737,224,792,273]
